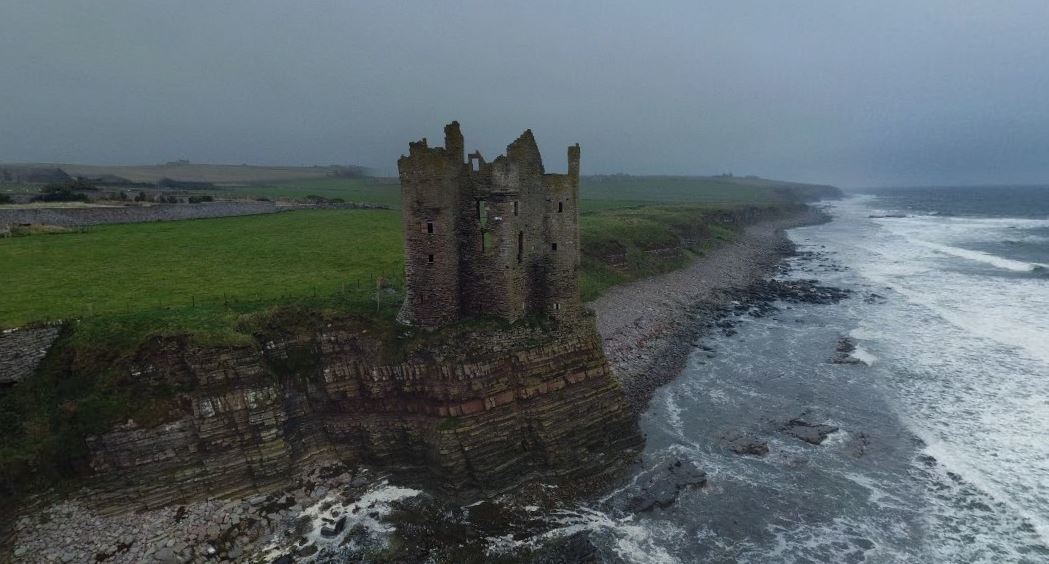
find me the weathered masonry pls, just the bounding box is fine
[398,121,582,328]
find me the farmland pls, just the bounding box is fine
[0,173,828,344]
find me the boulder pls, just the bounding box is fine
[624,459,707,512]
[781,418,838,445]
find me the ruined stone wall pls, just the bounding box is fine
[397,122,582,329]
[397,127,465,328]
[81,316,641,510]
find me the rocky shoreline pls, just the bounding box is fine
[590,207,831,410]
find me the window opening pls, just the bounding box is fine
[558,201,564,213]
[513,201,519,216]
[427,254,434,263]
[517,231,524,263]
[426,221,434,234]
[551,242,558,251]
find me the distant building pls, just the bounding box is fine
[397,121,582,329]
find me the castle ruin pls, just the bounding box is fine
[398,122,581,328]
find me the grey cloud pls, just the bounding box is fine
[2,0,1048,187]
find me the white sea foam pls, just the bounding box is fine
[256,481,422,560]
[662,392,684,435]
[486,506,685,564]
[910,238,1046,272]
[803,196,1049,555]
[849,346,878,366]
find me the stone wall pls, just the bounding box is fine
[0,326,61,386]
[0,201,281,228]
[80,315,641,511]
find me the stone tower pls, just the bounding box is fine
[397,121,582,329]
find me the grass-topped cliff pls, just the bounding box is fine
[0,173,837,499]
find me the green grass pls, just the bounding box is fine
[0,209,405,343]
[578,205,749,300]
[0,183,39,196]
[214,177,402,208]
[581,175,832,206]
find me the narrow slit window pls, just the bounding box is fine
[477,199,488,226]
[558,201,564,213]
[427,254,434,263]
[517,231,524,263]
[513,201,519,216]
[554,303,561,311]
[551,242,558,251]
[426,221,434,234]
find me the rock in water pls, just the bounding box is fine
[625,459,707,512]
[723,432,770,456]
[781,418,839,445]
[530,531,599,563]
[320,515,347,538]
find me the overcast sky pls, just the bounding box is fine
[3,1,1049,187]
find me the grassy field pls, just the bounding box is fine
[10,162,344,184]
[0,174,830,343]
[1,209,404,343]
[216,177,402,208]
[581,175,835,206]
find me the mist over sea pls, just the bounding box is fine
[536,187,1049,562]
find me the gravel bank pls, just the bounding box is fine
[589,208,828,410]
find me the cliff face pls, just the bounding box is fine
[82,314,641,511]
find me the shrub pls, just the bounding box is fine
[134,191,147,202]
[32,184,89,203]
[0,193,12,204]
[188,195,214,204]
[157,177,213,190]
[69,177,98,191]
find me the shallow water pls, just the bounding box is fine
[519,190,1049,563]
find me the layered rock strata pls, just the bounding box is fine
[82,314,641,513]
[0,326,61,386]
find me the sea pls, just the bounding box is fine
[514,186,1049,563]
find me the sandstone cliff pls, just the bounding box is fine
[78,312,641,513]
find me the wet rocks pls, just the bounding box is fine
[722,432,770,456]
[830,337,863,364]
[320,515,347,538]
[530,531,599,563]
[10,462,376,564]
[864,292,887,304]
[846,432,871,458]
[781,418,839,445]
[624,459,707,512]
[741,278,851,306]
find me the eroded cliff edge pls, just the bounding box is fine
[73,311,640,513]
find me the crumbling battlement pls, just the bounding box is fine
[398,122,582,328]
